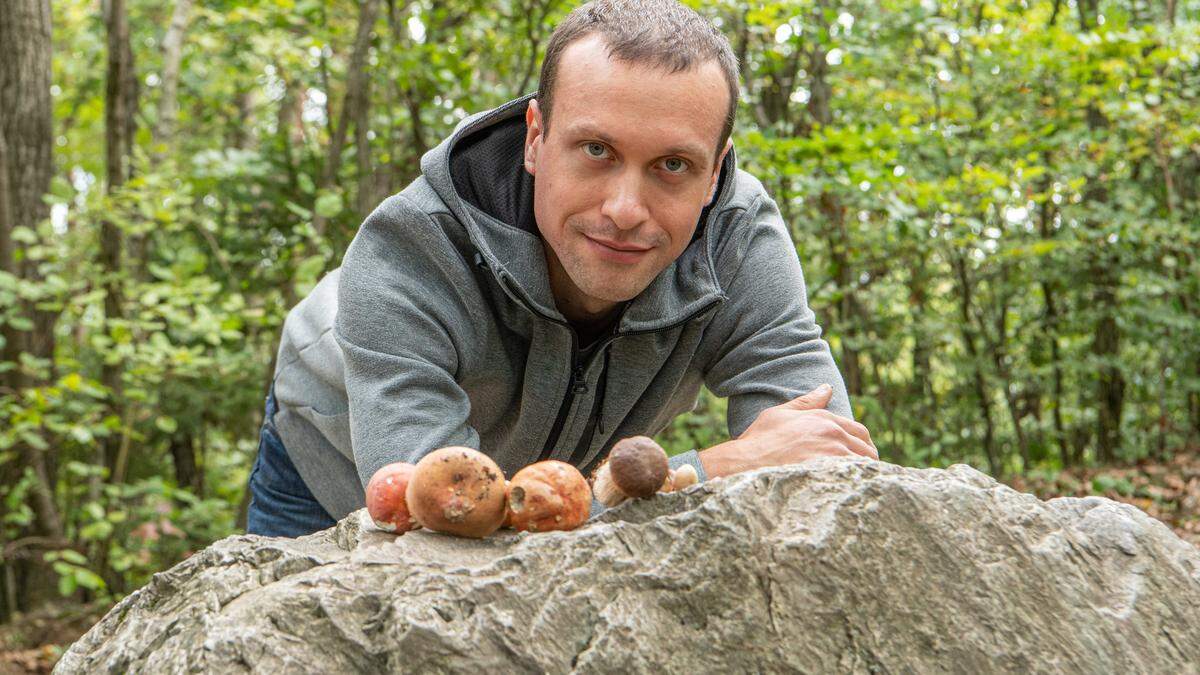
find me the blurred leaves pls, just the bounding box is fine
[2,0,1198,615]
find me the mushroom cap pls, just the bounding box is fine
[365,461,419,533]
[406,446,507,538]
[607,436,669,499]
[507,460,591,532]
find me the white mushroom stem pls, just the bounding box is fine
[591,462,629,507]
[659,472,674,492]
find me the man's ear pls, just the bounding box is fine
[704,137,734,206]
[524,99,543,176]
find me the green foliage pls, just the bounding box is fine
[2,0,1199,614]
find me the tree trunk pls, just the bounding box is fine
[820,193,863,397]
[953,255,1000,477]
[804,31,862,398]
[1179,254,1200,445]
[908,253,936,450]
[313,0,378,237]
[0,0,63,615]
[169,430,199,495]
[100,0,136,481]
[151,0,192,154]
[989,290,1032,471]
[353,73,374,219]
[1091,260,1124,463]
[1036,183,1070,467]
[1083,103,1123,464]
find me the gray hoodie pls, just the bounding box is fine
[270,93,853,520]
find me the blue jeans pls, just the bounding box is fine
[246,384,337,537]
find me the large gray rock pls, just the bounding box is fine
[55,459,1200,673]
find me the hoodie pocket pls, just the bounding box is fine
[302,406,353,458]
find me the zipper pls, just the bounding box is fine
[534,293,724,462]
[538,329,583,460]
[569,345,611,468]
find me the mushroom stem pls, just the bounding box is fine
[592,462,629,507]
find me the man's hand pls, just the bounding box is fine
[698,384,879,479]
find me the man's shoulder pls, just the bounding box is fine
[396,174,454,220]
[722,167,773,214]
[704,167,777,251]
[346,177,471,270]
[361,176,454,233]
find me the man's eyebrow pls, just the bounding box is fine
[661,142,710,163]
[562,122,709,163]
[562,122,616,144]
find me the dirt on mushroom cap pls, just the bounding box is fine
[406,447,507,537]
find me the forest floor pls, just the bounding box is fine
[2,451,1198,673]
[1006,449,1200,548]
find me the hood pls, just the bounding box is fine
[420,92,737,333]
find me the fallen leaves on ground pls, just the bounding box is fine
[1007,451,1200,548]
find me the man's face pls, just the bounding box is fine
[523,34,732,321]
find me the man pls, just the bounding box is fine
[247,0,877,537]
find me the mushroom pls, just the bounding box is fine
[506,460,591,532]
[405,446,508,538]
[365,461,420,533]
[590,436,670,507]
[663,464,699,493]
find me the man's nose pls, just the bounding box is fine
[600,171,650,230]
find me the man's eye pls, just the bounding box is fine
[662,157,689,173]
[584,143,609,159]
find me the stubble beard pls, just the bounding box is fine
[561,216,658,303]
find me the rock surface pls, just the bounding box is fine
[55,459,1200,673]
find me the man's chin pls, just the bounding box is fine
[576,277,649,305]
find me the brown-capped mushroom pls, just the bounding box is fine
[590,436,670,507]
[406,446,507,538]
[506,460,591,532]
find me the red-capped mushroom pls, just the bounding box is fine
[365,461,420,533]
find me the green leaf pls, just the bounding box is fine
[58,573,77,597]
[73,568,106,591]
[58,549,88,565]
[11,227,38,244]
[80,520,114,540]
[285,201,312,220]
[84,502,105,522]
[155,416,179,434]
[60,372,84,391]
[313,192,343,219]
[7,316,34,332]
[297,172,316,195]
[69,426,94,444]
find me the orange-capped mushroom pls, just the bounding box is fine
[406,447,507,538]
[507,461,591,532]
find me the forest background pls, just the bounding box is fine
[1,0,1198,660]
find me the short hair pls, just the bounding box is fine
[536,0,740,160]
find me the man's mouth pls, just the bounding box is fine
[587,236,652,252]
[584,235,652,263]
